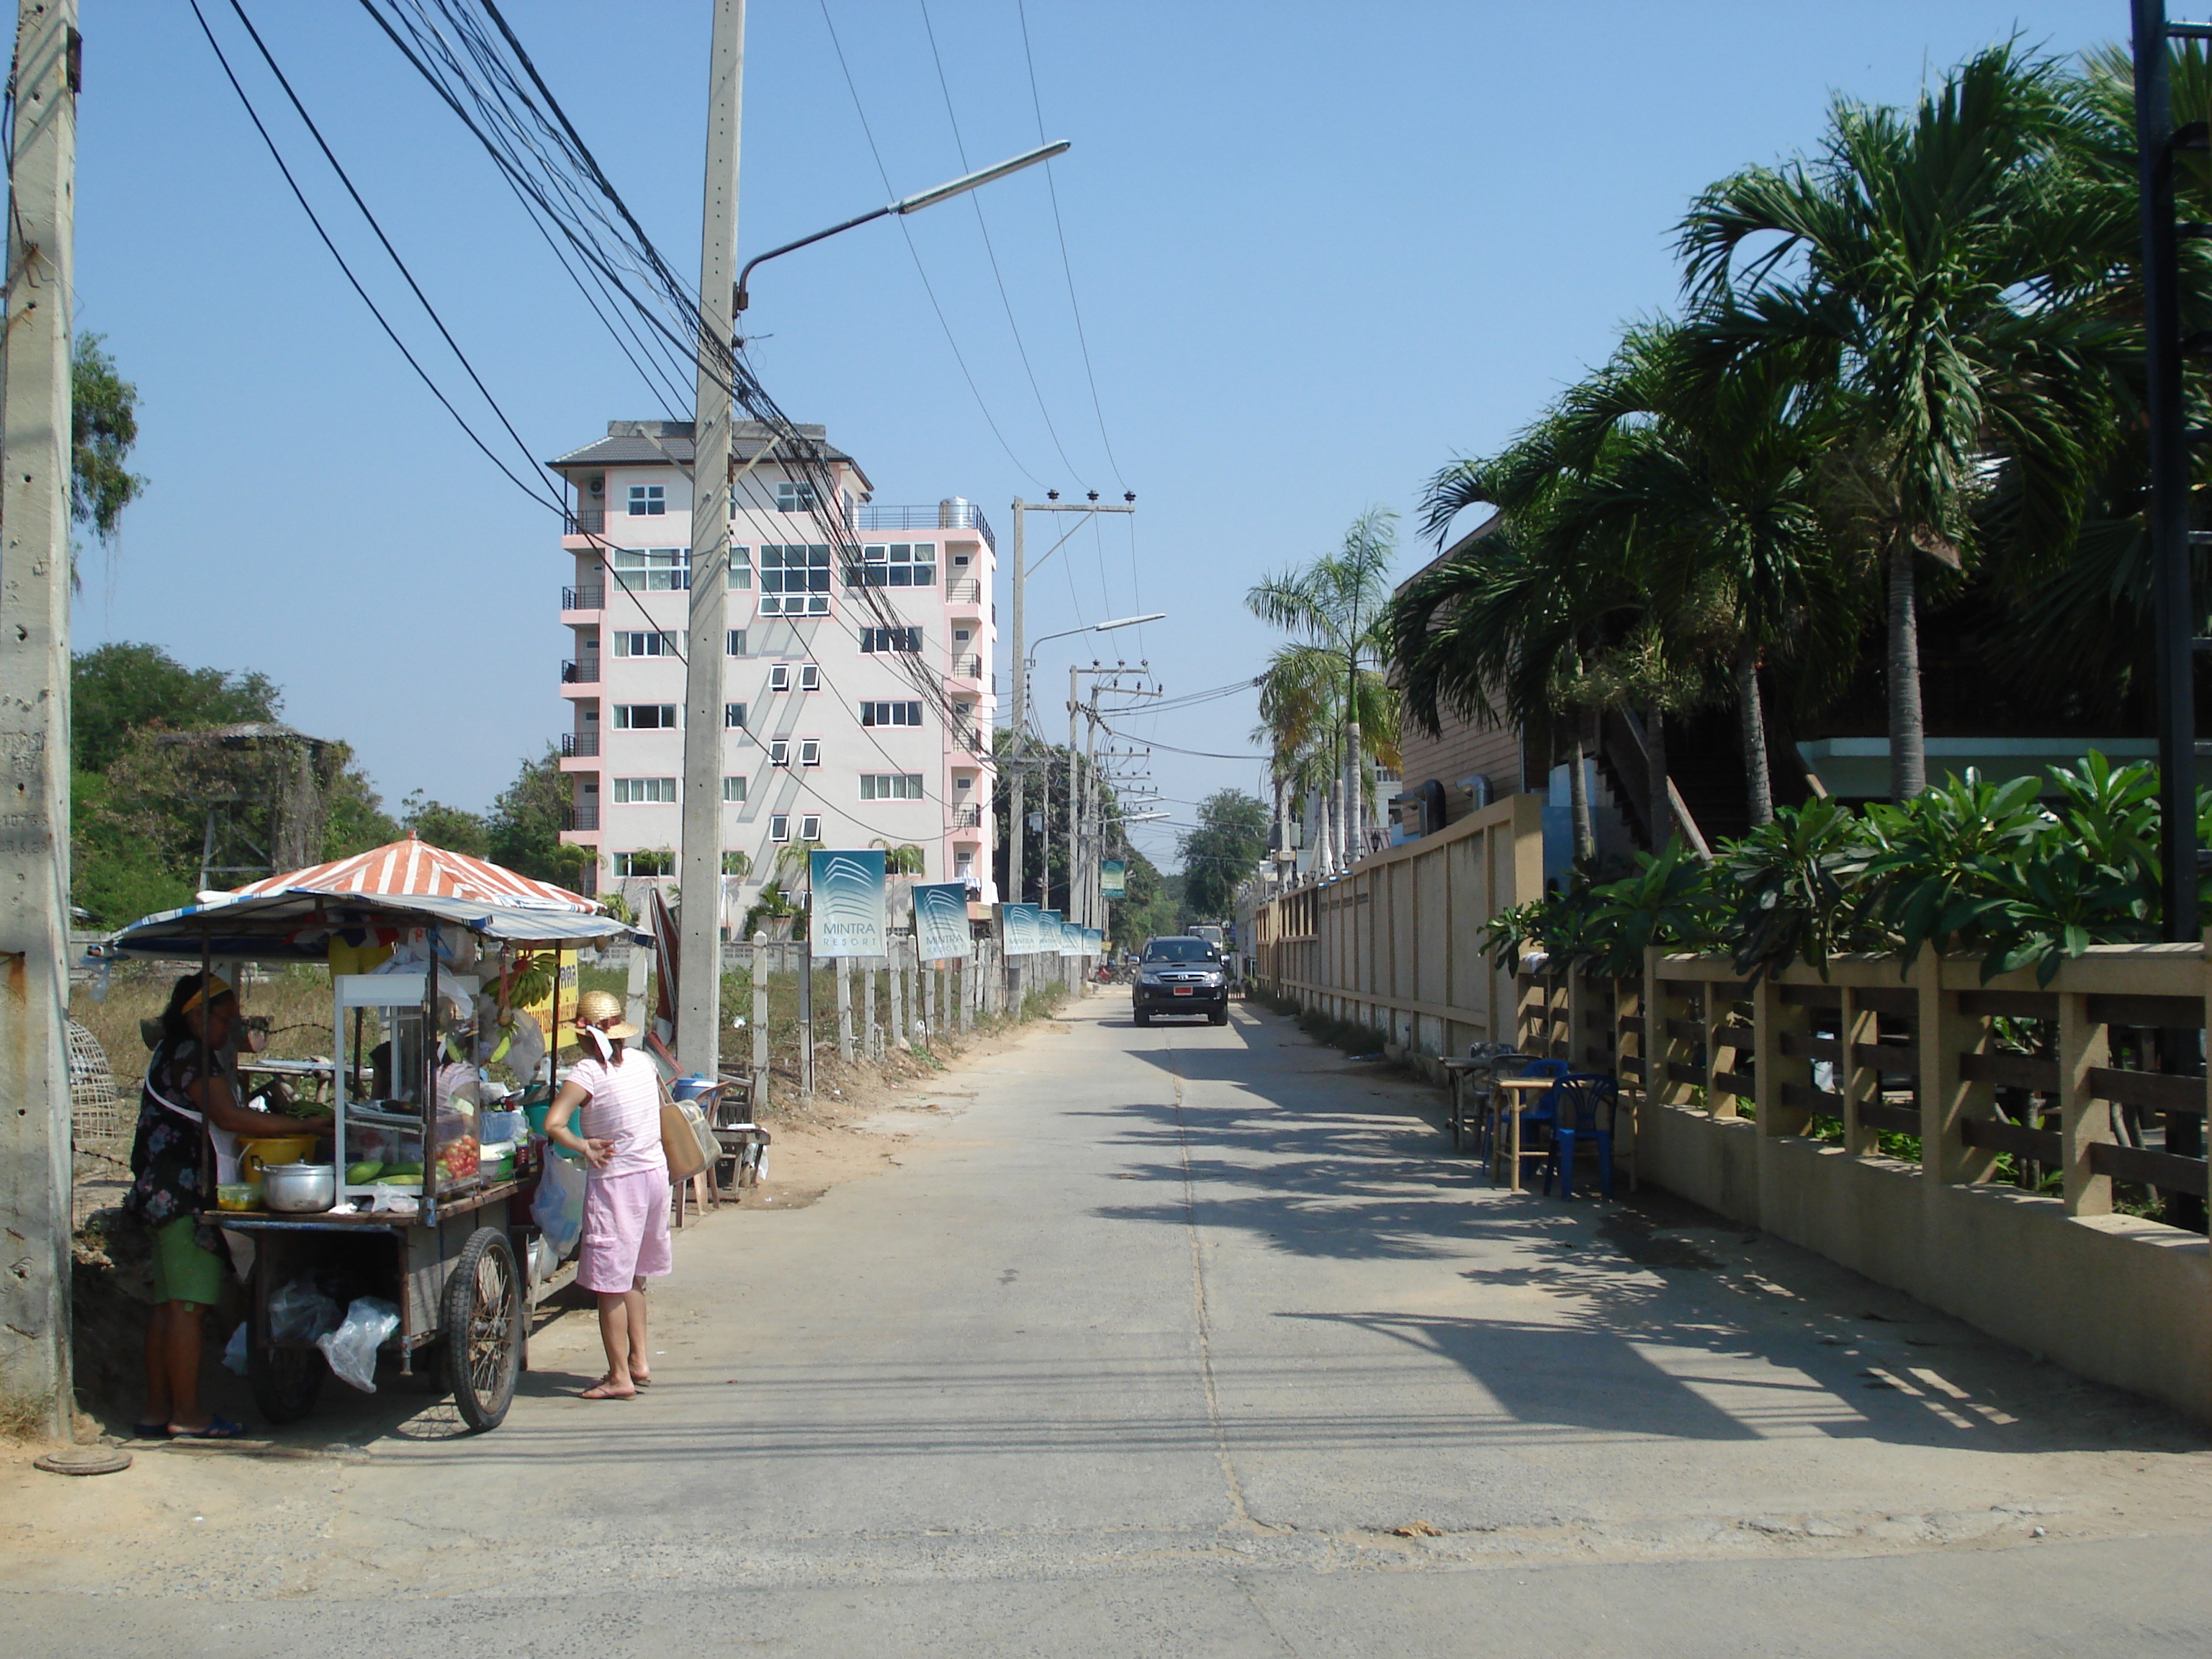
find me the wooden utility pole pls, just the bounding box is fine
[0,0,78,1437]
[678,0,743,1082]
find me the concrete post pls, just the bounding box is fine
[747,935,769,1112]
[0,0,78,1437]
[624,943,650,1039]
[2059,988,2115,1216]
[958,955,971,1032]
[835,957,853,1062]
[862,961,878,1060]
[677,0,744,1082]
[894,939,909,1051]
[1916,952,1995,1189]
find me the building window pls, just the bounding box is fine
[769,663,790,692]
[613,630,678,657]
[860,773,926,801]
[845,542,936,588]
[613,703,679,730]
[799,739,822,767]
[759,544,831,615]
[723,775,746,802]
[726,629,747,656]
[769,814,790,842]
[724,702,747,729]
[799,664,819,691]
[769,739,790,767]
[860,701,925,728]
[616,850,673,876]
[722,850,748,873]
[626,484,666,517]
[727,547,752,590]
[609,547,688,591]
[860,626,922,654]
[776,480,817,513]
[799,814,821,841]
[613,777,678,804]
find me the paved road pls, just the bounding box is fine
[9,998,2211,1655]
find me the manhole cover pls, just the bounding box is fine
[34,1446,132,1477]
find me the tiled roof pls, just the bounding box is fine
[549,419,852,472]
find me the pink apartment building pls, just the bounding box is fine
[550,420,998,932]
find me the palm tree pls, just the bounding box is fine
[1246,510,1401,871]
[1677,43,2113,800]
[871,840,926,876]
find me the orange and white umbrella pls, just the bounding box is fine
[227,832,599,913]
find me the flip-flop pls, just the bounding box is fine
[132,1421,172,1440]
[576,1382,636,1400]
[168,1414,248,1441]
[630,1374,652,1389]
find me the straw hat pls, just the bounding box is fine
[573,989,639,1040]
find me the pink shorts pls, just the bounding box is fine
[578,1167,673,1292]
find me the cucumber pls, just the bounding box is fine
[381,1162,422,1179]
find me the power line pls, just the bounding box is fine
[1014,0,1126,492]
[916,0,1087,489]
[814,0,1046,487]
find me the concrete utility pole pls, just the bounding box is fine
[0,0,78,1437]
[678,0,743,1082]
[1002,495,1133,907]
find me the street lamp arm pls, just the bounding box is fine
[736,139,1070,314]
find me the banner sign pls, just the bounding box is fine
[1040,910,1064,957]
[1058,920,1081,958]
[810,849,887,957]
[998,902,1042,954]
[912,882,972,961]
[1084,928,1103,954]
[1100,859,1125,900]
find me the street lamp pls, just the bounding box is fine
[1023,613,1168,671]
[736,140,1071,315]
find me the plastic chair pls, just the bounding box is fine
[1490,1057,1569,1184]
[1547,1074,1622,1200]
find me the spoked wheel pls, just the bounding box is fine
[442,1227,523,1432]
[248,1328,324,1425]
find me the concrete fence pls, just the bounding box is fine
[1247,791,1545,1056]
[1529,945,2212,1424]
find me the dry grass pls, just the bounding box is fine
[0,1390,51,1442]
[71,963,341,1100]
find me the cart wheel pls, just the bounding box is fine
[248,1331,324,1425]
[442,1227,523,1432]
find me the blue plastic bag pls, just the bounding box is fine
[531,1150,585,1259]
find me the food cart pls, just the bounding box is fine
[106,844,641,1432]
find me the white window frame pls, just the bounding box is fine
[799,739,822,767]
[726,629,747,656]
[769,814,790,842]
[860,701,925,728]
[726,546,752,590]
[613,776,678,805]
[626,483,666,518]
[724,702,747,729]
[758,544,830,616]
[608,548,688,592]
[612,703,680,731]
[612,629,679,657]
[860,773,926,801]
[799,663,819,692]
[799,814,821,841]
[776,479,817,513]
[722,775,746,803]
[769,739,790,767]
[769,663,791,692]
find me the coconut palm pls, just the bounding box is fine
[1247,509,1402,871]
[1677,42,2116,800]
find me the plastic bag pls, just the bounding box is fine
[315,1296,399,1393]
[269,1274,342,1344]
[531,1149,586,1259]
[222,1321,249,1377]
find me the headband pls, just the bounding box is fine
[179,975,235,1017]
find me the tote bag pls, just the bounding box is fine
[659,1095,714,1182]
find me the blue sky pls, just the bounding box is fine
[76,1,2126,868]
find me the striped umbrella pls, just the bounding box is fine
[227,831,599,913]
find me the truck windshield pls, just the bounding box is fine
[1143,940,1215,963]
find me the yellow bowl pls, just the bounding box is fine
[216,1182,261,1212]
[238,1137,317,1179]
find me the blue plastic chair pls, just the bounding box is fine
[1547,1074,1622,1200]
[1488,1058,1569,1183]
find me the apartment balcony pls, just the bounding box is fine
[956,729,989,755]
[946,577,982,607]
[857,501,996,552]
[567,508,606,535]
[561,584,606,613]
[566,804,600,832]
[560,732,600,757]
[951,655,983,680]
[562,657,601,685]
[953,806,984,829]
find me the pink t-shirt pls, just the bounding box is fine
[565,1051,667,1179]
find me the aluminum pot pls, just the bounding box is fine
[261,1162,336,1213]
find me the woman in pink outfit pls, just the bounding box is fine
[544,989,669,1399]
